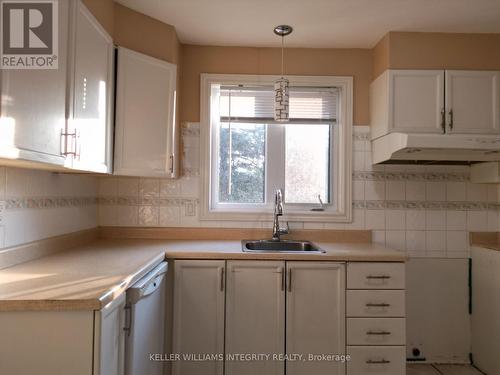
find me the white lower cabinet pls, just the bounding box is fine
[286,262,345,375]
[346,262,406,375]
[0,293,126,375]
[347,318,406,346]
[225,261,286,375]
[94,294,126,375]
[172,260,225,375]
[347,346,406,375]
[172,260,348,375]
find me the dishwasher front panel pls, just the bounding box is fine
[125,262,168,375]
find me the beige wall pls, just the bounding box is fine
[372,33,390,80]
[180,45,372,125]
[80,4,500,127]
[373,32,500,79]
[81,0,114,36]
[113,3,181,65]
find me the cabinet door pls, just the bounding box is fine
[225,261,285,375]
[0,0,70,166]
[114,47,178,177]
[94,293,126,375]
[0,310,94,375]
[389,70,445,134]
[286,262,346,375]
[172,260,225,375]
[445,70,500,134]
[67,0,114,173]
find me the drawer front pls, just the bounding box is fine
[347,290,405,317]
[347,318,405,346]
[347,263,405,289]
[347,346,406,375]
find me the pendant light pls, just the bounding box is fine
[274,25,293,122]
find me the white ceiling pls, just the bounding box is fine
[116,0,500,48]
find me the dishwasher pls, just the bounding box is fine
[124,261,168,375]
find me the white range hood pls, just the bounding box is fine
[372,133,500,164]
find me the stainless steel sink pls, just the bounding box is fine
[242,240,324,253]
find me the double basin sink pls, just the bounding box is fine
[242,240,325,253]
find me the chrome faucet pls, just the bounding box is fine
[271,189,289,241]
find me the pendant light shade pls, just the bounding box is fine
[274,77,289,122]
[274,25,292,122]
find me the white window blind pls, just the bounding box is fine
[219,86,338,124]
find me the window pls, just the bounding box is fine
[201,74,352,222]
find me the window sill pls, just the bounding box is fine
[199,209,352,223]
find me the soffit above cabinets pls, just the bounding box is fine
[116,0,500,48]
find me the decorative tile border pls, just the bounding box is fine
[354,200,499,211]
[98,195,498,212]
[353,132,370,141]
[4,197,98,210]
[353,171,470,182]
[98,196,199,207]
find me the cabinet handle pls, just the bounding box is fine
[449,109,454,130]
[366,359,391,364]
[219,267,225,291]
[366,275,391,279]
[366,330,391,335]
[60,129,80,159]
[123,304,132,336]
[277,267,285,291]
[366,303,391,307]
[169,154,174,174]
[287,269,292,292]
[440,108,446,133]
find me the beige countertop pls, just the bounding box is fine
[471,243,500,251]
[470,232,500,252]
[0,238,405,312]
[161,240,406,261]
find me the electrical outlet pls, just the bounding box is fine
[407,343,425,361]
[0,201,4,225]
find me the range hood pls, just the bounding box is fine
[372,133,500,164]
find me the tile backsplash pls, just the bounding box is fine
[1,124,497,257]
[98,124,500,259]
[0,167,98,249]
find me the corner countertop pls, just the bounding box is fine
[470,232,500,252]
[0,239,405,312]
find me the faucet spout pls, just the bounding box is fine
[272,189,289,241]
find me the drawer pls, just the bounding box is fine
[347,262,405,289]
[347,318,405,345]
[347,290,405,317]
[347,346,406,375]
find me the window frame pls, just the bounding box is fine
[200,74,353,223]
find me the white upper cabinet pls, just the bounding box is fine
[371,70,445,138]
[371,69,500,139]
[0,0,114,173]
[66,0,114,173]
[445,70,500,134]
[0,0,70,166]
[114,47,178,178]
